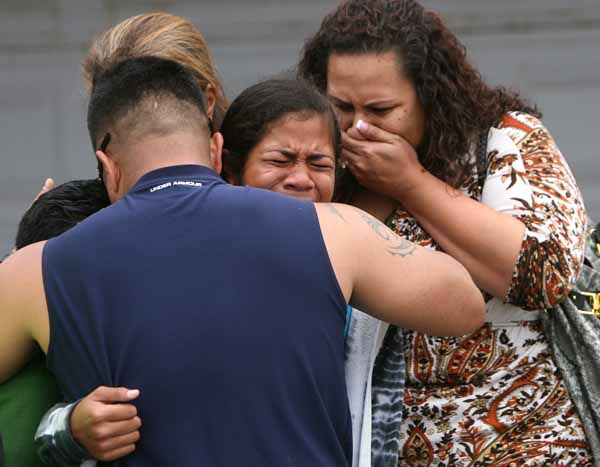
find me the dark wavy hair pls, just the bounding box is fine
[220,78,350,201]
[298,0,541,188]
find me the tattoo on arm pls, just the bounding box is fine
[387,238,417,257]
[359,212,391,240]
[325,204,348,223]
[359,211,416,257]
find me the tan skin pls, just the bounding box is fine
[327,52,425,222]
[327,51,526,299]
[230,113,337,202]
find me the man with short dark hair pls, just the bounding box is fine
[0,57,485,466]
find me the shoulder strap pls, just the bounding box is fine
[591,222,600,258]
[476,130,489,191]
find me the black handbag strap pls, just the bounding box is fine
[476,130,489,191]
[592,223,600,258]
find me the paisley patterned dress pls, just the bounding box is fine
[381,112,592,466]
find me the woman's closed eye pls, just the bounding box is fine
[309,161,335,170]
[268,158,291,166]
[367,106,394,115]
[330,99,353,113]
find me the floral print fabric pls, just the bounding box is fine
[383,113,592,466]
[488,113,587,310]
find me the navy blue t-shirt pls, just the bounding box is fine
[43,165,351,466]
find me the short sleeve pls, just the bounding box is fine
[480,112,587,310]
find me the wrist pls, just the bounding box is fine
[389,163,429,203]
[68,400,92,458]
[397,168,459,219]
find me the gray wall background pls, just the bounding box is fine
[1,0,599,255]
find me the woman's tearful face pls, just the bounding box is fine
[240,113,337,202]
[326,51,426,149]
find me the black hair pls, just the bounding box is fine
[15,179,110,250]
[87,56,210,151]
[299,0,539,189]
[219,78,351,201]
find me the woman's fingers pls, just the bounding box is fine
[354,120,397,144]
[97,420,141,445]
[342,148,369,183]
[341,131,367,154]
[343,127,394,157]
[32,178,55,203]
[42,178,55,191]
[341,146,361,168]
[94,432,139,462]
[98,444,137,463]
[341,121,424,199]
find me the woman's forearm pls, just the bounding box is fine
[397,170,526,299]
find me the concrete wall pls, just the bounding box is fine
[1,0,599,254]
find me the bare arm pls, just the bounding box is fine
[397,171,525,298]
[0,179,56,382]
[0,241,48,383]
[316,203,485,337]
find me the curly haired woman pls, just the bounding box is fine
[300,1,591,466]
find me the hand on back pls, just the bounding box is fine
[71,386,141,462]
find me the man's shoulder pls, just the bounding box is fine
[42,204,119,270]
